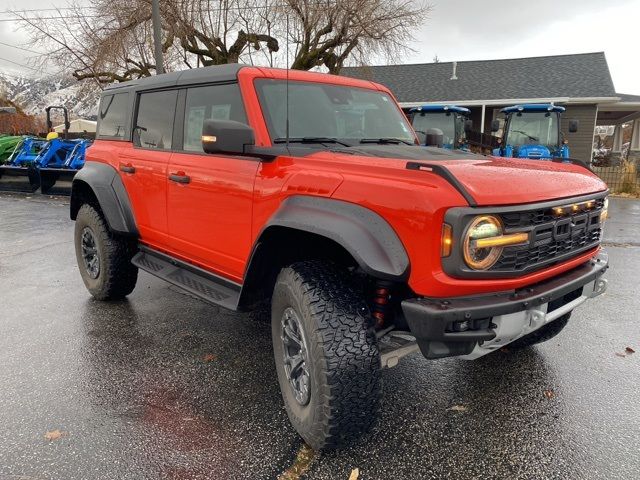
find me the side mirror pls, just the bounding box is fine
[202,119,255,155]
[568,119,579,133]
[415,130,427,145]
[491,119,500,133]
[425,128,444,148]
[464,119,473,132]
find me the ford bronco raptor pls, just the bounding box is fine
[71,64,609,450]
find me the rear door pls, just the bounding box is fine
[167,83,258,282]
[118,89,178,248]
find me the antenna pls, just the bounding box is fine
[285,10,290,149]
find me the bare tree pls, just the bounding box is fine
[282,0,430,74]
[16,0,279,85]
[16,0,430,84]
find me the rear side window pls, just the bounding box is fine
[98,93,128,138]
[134,90,178,150]
[183,84,247,152]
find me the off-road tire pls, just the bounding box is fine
[508,313,571,350]
[74,203,138,300]
[271,260,382,451]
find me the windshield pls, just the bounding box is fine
[505,111,559,147]
[255,79,415,146]
[411,112,458,147]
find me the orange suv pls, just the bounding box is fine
[71,64,609,450]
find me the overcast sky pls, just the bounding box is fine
[1,0,639,94]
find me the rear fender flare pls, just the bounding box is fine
[252,196,409,281]
[70,162,138,236]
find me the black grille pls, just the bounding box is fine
[492,227,601,272]
[500,197,605,229]
[490,199,605,273]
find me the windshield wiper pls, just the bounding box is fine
[273,137,351,147]
[359,137,414,145]
[511,130,539,142]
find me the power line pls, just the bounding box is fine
[0,8,87,14]
[0,40,43,55]
[0,15,101,22]
[0,55,41,72]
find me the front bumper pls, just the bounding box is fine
[402,252,609,359]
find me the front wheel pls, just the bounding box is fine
[271,261,382,450]
[74,203,138,300]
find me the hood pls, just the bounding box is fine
[415,156,607,206]
[322,145,607,206]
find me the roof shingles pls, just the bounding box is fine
[341,52,617,103]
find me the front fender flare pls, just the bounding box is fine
[259,196,409,280]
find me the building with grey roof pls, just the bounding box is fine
[342,52,640,164]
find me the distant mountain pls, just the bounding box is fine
[0,73,100,120]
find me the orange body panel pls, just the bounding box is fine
[86,67,608,298]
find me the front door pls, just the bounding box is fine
[118,89,178,249]
[167,83,258,283]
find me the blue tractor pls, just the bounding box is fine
[0,105,89,194]
[409,105,472,150]
[491,104,578,160]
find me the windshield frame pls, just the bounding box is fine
[254,78,416,147]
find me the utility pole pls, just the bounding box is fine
[152,0,164,74]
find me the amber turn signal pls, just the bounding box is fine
[202,135,217,143]
[441,223,453,257]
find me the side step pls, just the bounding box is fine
[132,246,241,311]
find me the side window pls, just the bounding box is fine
[183,83,248,152]
[134,90,178,150]
[98,93,128,138]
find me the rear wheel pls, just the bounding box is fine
[74,203,138,300]
[271,260,382,451]
[508,313,571,350]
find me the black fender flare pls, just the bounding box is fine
[254,196,409,281]
[70,162,138,236]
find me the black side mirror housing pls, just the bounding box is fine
[425,128,444,148]
[464,119,473,132]
[415,130,427,145]
[202,119,255,155]
[491,119,500,133]
[568,119,579,133]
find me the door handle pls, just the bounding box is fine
[119,163,136,174]
[169,172,191,184]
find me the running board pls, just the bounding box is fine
[132,246,241,310]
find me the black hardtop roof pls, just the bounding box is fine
[103,63,245,93]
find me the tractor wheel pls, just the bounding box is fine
[271,260,382,451]
[74,203,138,300]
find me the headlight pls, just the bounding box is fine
[463,215,504,270]
[601,197,609,222]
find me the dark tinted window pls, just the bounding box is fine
[98,93,128,138]
[183,83,247,152]
[134,90,178,150]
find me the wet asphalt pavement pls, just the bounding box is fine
[0,193,639,480]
